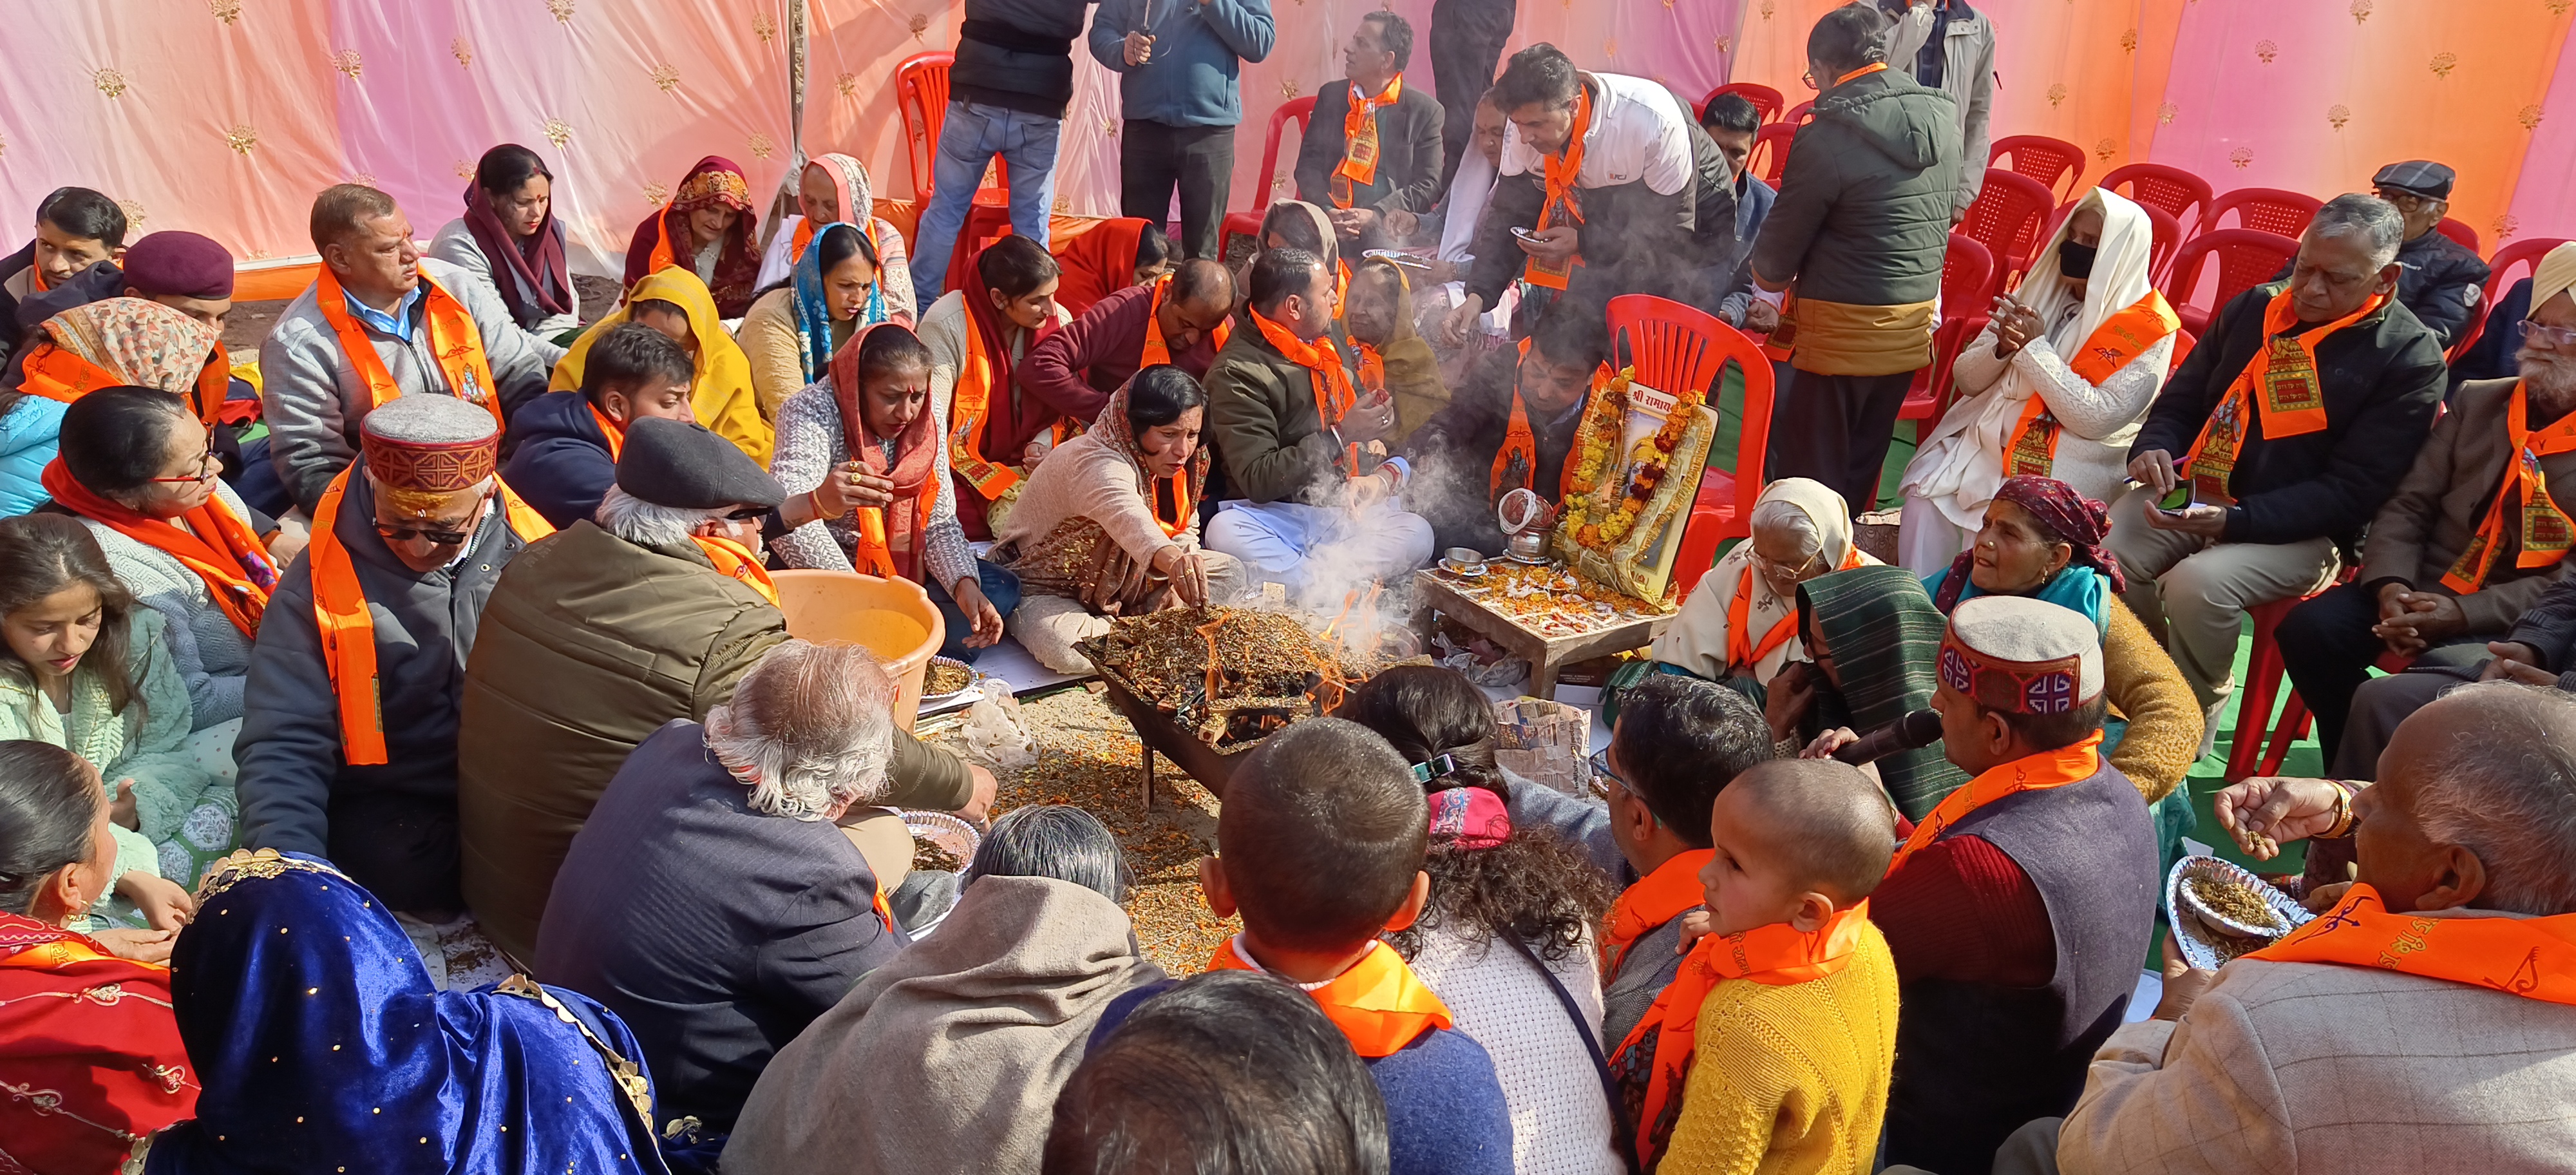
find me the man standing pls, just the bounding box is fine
[1427,0,1515,188]
[1869,0,1996,220]
[1202,248,1431,603]
[2372,160,2492,348]
[1089,0,1275,263]
[1748,5,1959,517]
[907,0,1102,314]
[260,185,560,515]
[2110,195,2447,743]
[1293,13,1445,255]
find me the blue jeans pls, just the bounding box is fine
[909,102,1062,316]
[923,559,1023,664]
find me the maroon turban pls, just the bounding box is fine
[121,231,234,300]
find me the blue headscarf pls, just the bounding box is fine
[792,220,889,384]
[146,850,687,1174]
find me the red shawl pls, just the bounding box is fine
[0,912,198,1172]
[952,245,1063,539]
[833,322,942,582]
[1049,216,1150,318]
[623,155,762,319]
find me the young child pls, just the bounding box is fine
[1629,758,1900,1175]
[501,322,698,529]
[1089,718,1515,1175]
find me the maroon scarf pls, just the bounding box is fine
[1934,475,2128,611]
[832,322,942,580]
[462,183,573,329]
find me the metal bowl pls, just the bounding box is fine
[1505,528,1553,564]
[918,656,985,711]
[902,810,982,871]
[2166,855,2313,970]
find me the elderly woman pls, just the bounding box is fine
[990,365,1247,673]
[2029,682,2576,1174]
[1653,478,1879,703]
[1899,189,2177,574]
[46,387,281,738]
[1921,475,2202,828]
[536,639,914,1136]
[741,221,903,421]
[755,153,917,318]
[428,144,582,341]
[0,514,225,923]
[726,805,1169,1175]
[550,267,772,464]
[922,234,1075,540]
[1780,565,1969,820]
[624,155,762,318]
[1345,256,1448,443]
[0,741,198,1173]
[772,322,1011,663]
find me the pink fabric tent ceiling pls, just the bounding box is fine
[1,0,2569,276]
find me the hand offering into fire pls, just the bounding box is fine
[1152,544,1211,609]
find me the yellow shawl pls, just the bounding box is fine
[551,267,772,464]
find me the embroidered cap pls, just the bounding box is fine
[1937,596,2103,716]
[359,394,498,493]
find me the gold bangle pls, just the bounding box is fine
[2317,783,2357,840]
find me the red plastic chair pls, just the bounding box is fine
[1604,294,1772,599]
[2436,217,2480,253]
[1750,122,1797,186]
[1703,82,1783,124]
[1900,312,1988,426]
[1785,100,1816,126]
[1990,135,2087,202]
[1958,169,2057,286]
[2206,187,2322,240]
[2034,198,2185,285]
[2222,575,2395,782]
[2452,235,2573,362]
[1215,97,1318,260]
[1900,234,1999,421]
[895,52,1009,204]
[2101,162,2214,234]
[2161,228,2301,338]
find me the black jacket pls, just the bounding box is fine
[536,720,904,1132]
[1465,75,1702,312]
[2394,227,2491,348]
[954,0,1101,117]
[0,242,31,354]
[1405,346,1584,555]
[501,390,616,530]
[1748,68,1958,307]
[2452,275,2532,391]
[2129,282,2447,547]
[1293,79,1447,216]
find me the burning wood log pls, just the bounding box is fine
[1081,607,1356,751]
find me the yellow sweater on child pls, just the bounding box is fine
[1657,921,1900,1175]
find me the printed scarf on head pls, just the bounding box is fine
[951,242,1065,502]
[462,180,573,329]
[41,460,275,638]
[1612,903,1875,1170]
[2248,883,2576,1004]
[1209,937,1453,1058]
[1331,75,1404,209]
[312,266,504,429]
[1933,475,2126,620]
[2182,285,2387,505]
[17,296,229,425]
[641,155,761,316]
[2443,379,2576,592]
[793,220,891,385]
[787,153,876,265]
[831,321,940,580]
[994,376,1206,609]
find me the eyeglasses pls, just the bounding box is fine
[147,444,221,486]
[1752,548,1822,585]
[375,522,476,546]
[1800,68,1819,91]
[1589,747,1648,801]
[2375,188,2437,211]
[720,506,770,522]
[2526,321,2576,349]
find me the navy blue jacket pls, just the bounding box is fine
[502,390,617,531]
[1085,0,1274,128]
[2452,274,2532,392]
[1092,977,1514,1175]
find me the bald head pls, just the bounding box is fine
[2385,683,2576,915]
[1721,759,1897,902]
[1170,258,1234,312]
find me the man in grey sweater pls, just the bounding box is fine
[1866,0,1996,220]
[260,184,558,515]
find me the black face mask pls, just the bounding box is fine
[2058,239,2098,280]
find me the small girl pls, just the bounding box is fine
[0,513,230,927]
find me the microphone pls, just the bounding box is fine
[1832,709,1944,765]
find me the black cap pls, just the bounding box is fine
[615,417,784,510]
[2372,160,2456,201]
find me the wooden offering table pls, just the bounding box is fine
[1412,562,1674,700]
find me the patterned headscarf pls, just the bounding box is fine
[791,222,889,385]
[32,297,219,393]
[665,156,761,317]
[1933,475,2126,613]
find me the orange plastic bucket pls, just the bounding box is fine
[768,569,947,729]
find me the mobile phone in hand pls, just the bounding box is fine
[2157,481,2194,513]
[1510,227,1545,244]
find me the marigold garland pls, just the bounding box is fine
[1565,367,1705,551]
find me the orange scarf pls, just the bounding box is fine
[19,341,231,427]
[308,470,553,765]
[2249,883,2576,1005]
[1251,306,1360,477]
[1209,938,1454,1058]
[1139,274,1230,367]
[1615,902,1875,1170]
[2005,291,2180,477]
[645,204,685,274]
[586,403,626,460]
[312,267,504,429]
[949,309,1023,501]
[2181,287,2385,506]
[39,460,274,639]
[1889,732,2103,877]
[1488,339,1610,502]
[1725,546,1865,672]
[692,535,779,606]
[2442,380,2576,592]
[1603,849,1714,979]
[1525,83,1593,292]
[1151,462,1195,539]
[1356,340,1385,393]
[1331,75,1404,209]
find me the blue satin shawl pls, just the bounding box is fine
[792,220,888,384]
[145,850,682,1174]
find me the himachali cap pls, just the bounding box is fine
[2371,160,2456,201]
[359,394,499,494]
[1937,596,2104,716]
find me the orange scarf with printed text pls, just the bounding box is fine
[1209,938,1454,1058]
[1524,82,1593,291]
[1251,306,1360,475]
[1332,75,1405,209]
[308,470,553,765]
[312,267,504,428]
[1889,733,2103,877]
[2249,883,2576,1004]
[2181,287,2384,506]
[2442,380,2576,592]
[2005,291,2179,477]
